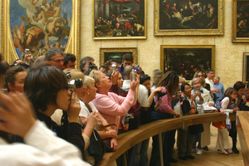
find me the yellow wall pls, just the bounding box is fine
[1,0,248,88]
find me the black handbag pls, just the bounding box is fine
[85,103,114,165]
[88,130,105,166]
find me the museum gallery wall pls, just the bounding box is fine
[0,0,249,87]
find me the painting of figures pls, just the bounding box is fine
[100,48,137,65]
[160,0,218,29]
[94,0,146,39]
[233,0,249,42]
[10,0,72,58]
[161,45,215,80]
[155,0,223,36]
[243,53,249,82]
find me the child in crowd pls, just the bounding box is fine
[216,87,238,154]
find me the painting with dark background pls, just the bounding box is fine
[159,0,218,29]
[236,0,249,38]
[163,47,213,80]
[10,0,72,58]
[244,54,249,82]
[100,48,137,65]
[104,52,133,64]
[94,0,145,38]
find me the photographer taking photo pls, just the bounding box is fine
[0,90,90,165]
[24,64,97,158]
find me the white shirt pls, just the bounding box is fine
[201,87,214,104]
[0,121,90,166]
[220,97,234,113]
[121,80,149,107]
[205,78,214,90]
[192,87,214,105]
[79,101,98,118]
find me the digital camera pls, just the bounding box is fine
[68,79,83,89]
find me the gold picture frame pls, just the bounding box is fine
[160,45,215,80]
[93,0,146,40]
[1,0,81,64]
[243,52,249,82]
[154,0,224,36]
[100,47,137,65]
[232,0,249,42]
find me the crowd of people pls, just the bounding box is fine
[0,49,249,166]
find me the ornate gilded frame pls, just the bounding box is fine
[100,47,137,65]
[232,0,249,42]
[243,52,249,82]
[93,0,147,40]
[160,45,215,80]
[1,0,81,64]
[154,0,224,36]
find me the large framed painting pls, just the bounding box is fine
[160,45,215,80]
[1,0,81,63]
[243,52,249,82]
[233,0,249,42]
[94,0,146,40]
[154,0,224,36]
[100,47,137,65]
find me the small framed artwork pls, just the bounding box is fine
[94,0,146,40]
[100,47,137,65]
[1,0,81,63]
[243,52,249,82]
[232,0,249,42]
[154,0,224,36]
[160,45,215,80]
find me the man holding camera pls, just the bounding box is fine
[191,77,214,154]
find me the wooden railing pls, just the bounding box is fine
[237,111,249,166]
[99,112,226,166]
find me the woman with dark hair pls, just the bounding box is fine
[24,64,97,157]
[215,87,238,154]
[0,91,90,166]
[232,81,246,153]
[5,65,28,93]
[177,83,197,160]
[0,54,9,89]
[150,71,180,166]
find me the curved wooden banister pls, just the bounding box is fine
[99,112,226,166]
[237,111,249,166]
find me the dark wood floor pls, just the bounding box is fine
[148,126,244,166]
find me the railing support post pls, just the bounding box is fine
[158,133,164,166]
[124,153,127,166]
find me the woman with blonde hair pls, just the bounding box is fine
[69,72,118,140]
[89,70,138,150]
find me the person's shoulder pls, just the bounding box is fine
[93,93,108,102]
[221,97,229,103]
[202,87,210,93]
[139,84,148,92]
[108,91,119,97]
